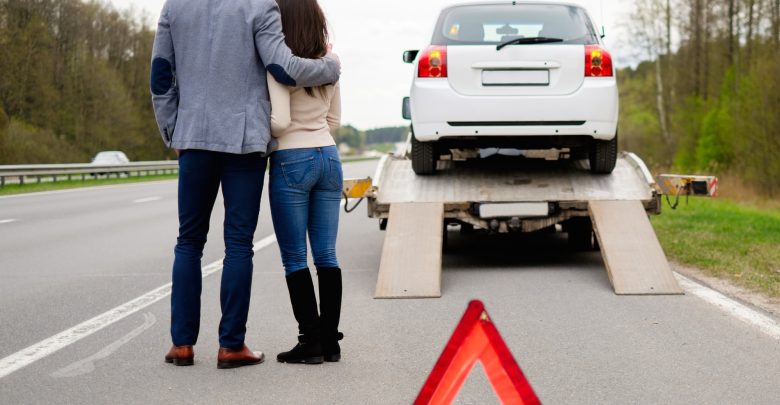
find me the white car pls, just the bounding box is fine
[90,151,130,176]
[91,151,130,165]
[403,1,619,175]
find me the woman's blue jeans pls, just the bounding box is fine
[269,146,342,275]
[171,150,267,350]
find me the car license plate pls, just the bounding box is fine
[482,69,550,86]
[478,202,550,218]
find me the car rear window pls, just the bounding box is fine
[433,3,599,46]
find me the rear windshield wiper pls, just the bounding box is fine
[497,37,564,51]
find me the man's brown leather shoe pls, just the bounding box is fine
[165,345,194,366]
[217,345,265,369]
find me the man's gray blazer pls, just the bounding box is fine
[150,0,340,155]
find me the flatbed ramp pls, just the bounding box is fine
[590,201,683,295]
[369,154,685,298]
[375,203,444,298]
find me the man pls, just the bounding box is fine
[150,0,340,369]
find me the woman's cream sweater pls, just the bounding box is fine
[267,72,341,151]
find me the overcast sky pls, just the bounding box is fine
[109,0,632,129]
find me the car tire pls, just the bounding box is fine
[589,132,618,174]
[567,217,598,252]
[411,134,437,175]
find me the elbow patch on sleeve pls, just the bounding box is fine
[267,64,297,87]
[151,58,174,95]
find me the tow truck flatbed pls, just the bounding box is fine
[373,153,654,205]
[367,153,660,234]
[343,152,716,299]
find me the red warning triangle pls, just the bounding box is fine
[415,300,541,405]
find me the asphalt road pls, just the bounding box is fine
[0,160,779,404]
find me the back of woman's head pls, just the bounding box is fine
[276,0,329,97]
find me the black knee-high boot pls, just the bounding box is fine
[317,267,343,362]
[277,269,324,364]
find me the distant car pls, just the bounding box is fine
[91,151,130,165]
[403,1,619,175]
[90,151,130,176]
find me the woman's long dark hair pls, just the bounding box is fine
[276,0,329,97]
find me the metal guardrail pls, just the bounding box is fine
[0,161,179,187]
[0,155,381,188]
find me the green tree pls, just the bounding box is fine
[0,0,170,164]
[365,126,408,144]
[621,0,780,196]
[334,125,365,151]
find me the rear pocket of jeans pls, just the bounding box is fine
[326,157,343,191]
[281,156,317,190]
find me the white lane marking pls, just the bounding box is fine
[133,196,162,204]
[51,313,157,378]
[675,272,780,341]
[0,219,17,224]
[0,234,277,379]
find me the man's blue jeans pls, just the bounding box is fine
[171,149,268,350]
[269,146,342,275]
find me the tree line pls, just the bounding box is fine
[331,125,408,153]
[0,0,410,164]
[2,0,778,197]
[621,0,780,196]
[0,0,164,164]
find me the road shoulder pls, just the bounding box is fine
[673,262,780,320]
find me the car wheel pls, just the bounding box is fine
[589,132,618,174]
[567,217,598,252]
[411,134,437,175]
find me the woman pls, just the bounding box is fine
[268,0,343,365]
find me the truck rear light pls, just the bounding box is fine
[585,45,613,77]
[418,46,448,78]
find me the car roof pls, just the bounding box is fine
[443,0,587,11]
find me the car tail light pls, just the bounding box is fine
[418,46,448,78]
[585,45,613,77]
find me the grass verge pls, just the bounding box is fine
[0,174,178,196]
[341,156,383,164]
[652,198,780,297]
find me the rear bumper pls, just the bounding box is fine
[410,77,619,143]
